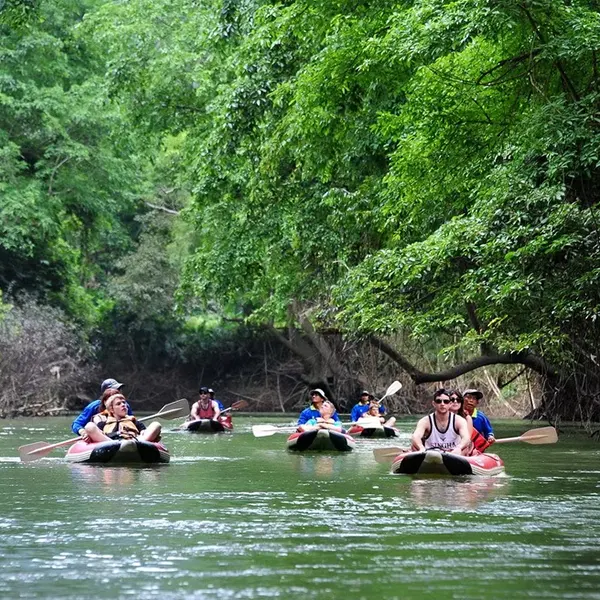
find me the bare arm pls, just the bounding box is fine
[411,416,430,451]
[451,415,472,455]
[189,402,199,421]
[212,401,221,420]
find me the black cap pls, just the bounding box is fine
[199,386,210,394]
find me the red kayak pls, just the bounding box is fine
[180,415,233,433]
[347,424,399,439]
[66,439,170,464]
[286,429,356,452]
[391,450,504,476]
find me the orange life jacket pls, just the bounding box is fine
[103,416,140,440]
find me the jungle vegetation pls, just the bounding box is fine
[2,0,600,428]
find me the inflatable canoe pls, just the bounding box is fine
[347,424,399,439]
[286,429,356,452]
[180,416,233,433]
[391,450,504,476]
[66,439,170,464]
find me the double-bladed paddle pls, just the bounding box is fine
[492,425,558,445]
[371,426,559,464]
[18,398,190,462]
[252,424,298,438]
[172,398,249,430]
[344,380,403,430]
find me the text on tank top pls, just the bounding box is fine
[423,413,461,451]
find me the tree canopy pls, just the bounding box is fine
[4,0,600,419]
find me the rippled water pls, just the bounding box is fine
[0,416,599,599]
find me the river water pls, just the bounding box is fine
[0,416,599,599]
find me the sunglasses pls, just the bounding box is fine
[434,398,452,404]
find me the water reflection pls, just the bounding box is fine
[291,455,340,478]
[69,465,163,487]
[405,476,509,510]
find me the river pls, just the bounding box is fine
[0,416,599,599]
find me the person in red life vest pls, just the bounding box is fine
[462,388,495,449]
[83,394,162,443]
[447,389,487,454]
[411,388,471,455]
[299,400,343,433]
[189,386,222,421]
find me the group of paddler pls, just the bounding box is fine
[289,384,494,456]
[18,376,557,464]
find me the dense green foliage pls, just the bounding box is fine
[4,0,600,417]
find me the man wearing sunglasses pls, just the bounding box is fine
[410,388,471,455]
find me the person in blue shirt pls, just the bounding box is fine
[208,388,225,411]
[350,391,371,423]
[351,390,387,422]
[297,389,340,425]
[462,388,495,444]
[71,378,132,440]
[300,400,343,433]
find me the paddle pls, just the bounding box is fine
[371,426,558,465]
[373,446,406,464]
[173,398,249,430]
[220,399,249,414]
[18,398,190,462]
[380,380,402,401]
[493,426,558,445]
[252,424,298,438]
[345,380,403,429]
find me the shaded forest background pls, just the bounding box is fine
[2,0,600,431]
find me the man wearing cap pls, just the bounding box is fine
[208,388,225,411]
[350,390,387,423]
[462,388,495,444]
[189,386,222,421]
[71,378,132,439]
[297,389,340,426]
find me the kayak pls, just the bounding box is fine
[180,416,233,433]
[286,429,356,452]
[391,450,504,476]
[347,424,399,439]
[66,439,170,464]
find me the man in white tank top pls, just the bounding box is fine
[411,389,471,455]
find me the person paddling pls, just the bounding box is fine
[359,400,397,428]
[71,378,132,441]
[189,386,222,421]
[462,388,495,447]
[82,394,162,443]
[411,388,471,455]
[297,389,340,426]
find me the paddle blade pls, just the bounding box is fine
[380,380,402,401]
[144,398,190,422]
[520,426,558,445]
[252,424,296,438]
[19,441,53,463]
[231,399,249,410]
[373,446,404,464]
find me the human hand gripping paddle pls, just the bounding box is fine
[18,398,190,462]
[371,426,559,464]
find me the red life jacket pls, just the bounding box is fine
[197,401,215,420]
[471,427,491,452]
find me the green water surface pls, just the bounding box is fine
[0,416,599,599]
